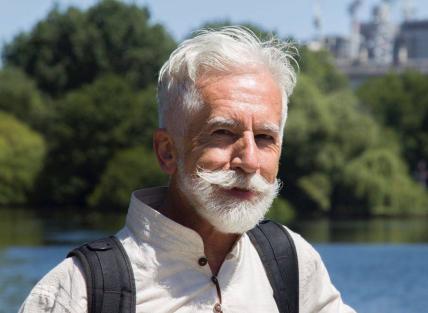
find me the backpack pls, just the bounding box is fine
[67,219,299,313]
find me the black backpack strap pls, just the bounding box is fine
[247,220,299,313]
[67,236,136,313]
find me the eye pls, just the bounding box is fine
[212,129,234,136]
[255,134,275,143]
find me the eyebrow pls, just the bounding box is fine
[206,116,280,134]
[258,122,280,134]
[206,116,239,128]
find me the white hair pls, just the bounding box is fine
[157,26,298,139]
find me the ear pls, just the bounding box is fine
[153,129,178,175]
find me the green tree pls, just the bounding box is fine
[2,0,176,96]
[341,148,427,215]
[357,71,428,170]
[266,196,296,223]
[299,46,348,93]
[281,74,426,216]
[88,146,168,210]
[0,67,48,130]
[0,112,45,205]
[36,75,157,205]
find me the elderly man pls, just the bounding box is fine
[20,27,355,313]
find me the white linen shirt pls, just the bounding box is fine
[19,187,356,313]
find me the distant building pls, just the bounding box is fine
[359,1,396,65]
[396,20,428,62]
[307,0,428,87]
[322,36,350,61]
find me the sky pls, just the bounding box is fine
[1,0,428,49]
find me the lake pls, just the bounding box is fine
[1,207,428,313]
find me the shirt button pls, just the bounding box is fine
[213,303,222,313]
[198,257,208,266]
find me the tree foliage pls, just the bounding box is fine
[266,196,296,223]
[1,7,425,217]
[298,47,349,93]
[2,0,176,96]
[88,146,168,210]
[1,1,173,207]
[357,71,428,169]
[281,74,426,216]
[0,112,46,205]
[342,148,427,215]
[0,67,48,129]
[35,75,158,205]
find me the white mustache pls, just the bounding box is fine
[195,168,281,194]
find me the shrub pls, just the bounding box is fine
[0,112,45,205]
[88,146,167,210]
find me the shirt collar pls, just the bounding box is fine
[125,187,242,259]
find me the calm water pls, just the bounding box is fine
[1,208,428,313]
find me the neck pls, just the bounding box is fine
[158,178,239,275]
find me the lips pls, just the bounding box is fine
[223,187,256,200]
[232,187,250,192]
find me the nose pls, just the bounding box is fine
[230,132,259,174]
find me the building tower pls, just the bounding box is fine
[348,0,363,61]
[402,0,415,21]
[371,0,396,64]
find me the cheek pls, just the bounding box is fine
[188,147,232,171]
[259,151,280,181]
[262,165,279,183]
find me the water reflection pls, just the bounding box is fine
[290,217,428,243]
[0,209,44,246]
[1,208,428,246]
[0,207,126,247]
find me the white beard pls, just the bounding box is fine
[177,163,281,234]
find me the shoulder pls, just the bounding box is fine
[19,256,87,313]
[283,226,322,269]
[284,226,356,313]
[283,226,324,286]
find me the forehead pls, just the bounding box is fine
[195,70,283,127]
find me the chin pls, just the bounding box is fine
[194,195,273,234]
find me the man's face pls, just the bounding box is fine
[182,70,282,182]
[176,69,283,233]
